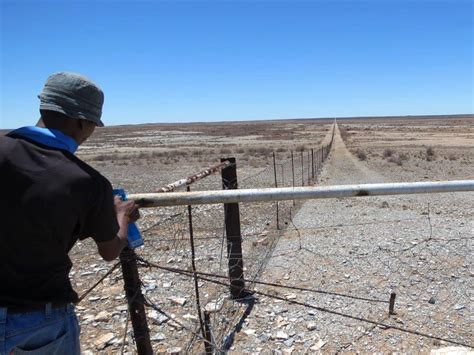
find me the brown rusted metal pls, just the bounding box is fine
[389,292,397,315]
[155,160,231,193]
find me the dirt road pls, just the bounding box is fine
[230,124,473,353]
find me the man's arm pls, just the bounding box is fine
[96,196,140,261]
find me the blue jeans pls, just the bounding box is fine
[0,304,80,355]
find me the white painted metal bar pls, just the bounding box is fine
[129,180,474,208]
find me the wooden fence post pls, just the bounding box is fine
[120,248,153,354]
[221,157,246,299]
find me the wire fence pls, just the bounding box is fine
[71,125,473,353]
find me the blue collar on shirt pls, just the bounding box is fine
[9,126,78,154]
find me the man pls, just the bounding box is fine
[0,72,139,354]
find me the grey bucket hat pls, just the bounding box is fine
[38,72,105,127]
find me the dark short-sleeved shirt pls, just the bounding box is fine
[0,134,119,307]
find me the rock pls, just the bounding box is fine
[243,329,256,336]
[183,313,198,321]
[94,311,109,322]
[284,338,294,347]
[163,281,172,288]
[285,294,297,300]
[116,305,128,312]
[166,347,182,354]
[310,339,327,351]
[276,331,289,340]
[258,333,270,343]
[148,310,169,325]
[428,297,436,304]
[430,347,473,354]
[168,296,186,306]
[150,333,166,341]
[306,322,317,331]
[88,296,100,302]
[205,300,223,313]
[453,304,465,310]
[94,333,115,350]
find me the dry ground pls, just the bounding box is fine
[38,115,473,353]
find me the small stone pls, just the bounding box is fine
[428,297,436,304]
[168,296,186,306]
[283,338,294,347]
[276,331,289,340]
[166,347,182,354]
[150,333,166,341]
[163,282,172,288]
[310,339,327,351]
[205,300,223,313]
[306,322,317,331]
[182,313,198,321]
[258,333,270,343]
[88,296,100,302]
[147,310,168,325]
[453,304,465,310]
[94,311,109,322]
[243,329,256,336]
[286,294,297,300]
[94,333,115,350]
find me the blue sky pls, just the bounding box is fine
[1,0,472,128]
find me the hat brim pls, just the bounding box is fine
[40,102,104,127]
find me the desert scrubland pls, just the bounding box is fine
[24,115,472,353]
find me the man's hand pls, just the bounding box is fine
[114,196,140,224]
[97,197,140,262]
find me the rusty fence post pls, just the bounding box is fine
[203,311,213,354]
[307,150,311,183]
[221,157,246,299]
[311,148,315,181]
[389,292,397,315]
[272,152,280,230]
[300,151,304,186]
[119,248,153,355]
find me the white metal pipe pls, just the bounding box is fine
[128,180,474,208]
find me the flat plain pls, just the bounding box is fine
[41,115,474,353]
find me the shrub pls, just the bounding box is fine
[426,147,435,157]
[399,152,409,161]
[220,148,232,155]
[383,148,394,158]
[356,149,367,161]
[256,147,272,156]
[295,145,306,152]
[388,156,403,166]
[91,154,109,161]
[276,147,286,153]
[448,154,457,161]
